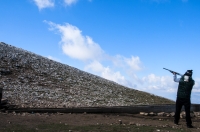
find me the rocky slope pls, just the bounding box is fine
[0,42,174,108]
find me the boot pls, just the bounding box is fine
[187,125,194,128]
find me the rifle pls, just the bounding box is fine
[163,68,182,76]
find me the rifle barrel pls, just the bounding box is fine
[163,68,182,76]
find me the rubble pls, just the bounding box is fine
[140,111,200,118]
[0,42,174,108]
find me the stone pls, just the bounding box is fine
[21,113,26,116]
[12,111,16,115]
[180,112,186,119]
[190,112,195,118]
[194,112,200,117]
[157,112,165,116]
[140,112,145,115]
[170,112,175,117]
[149,112,156,116]
[0,69,12,75]
[129,122,135,125]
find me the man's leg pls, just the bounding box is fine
[174,98,183,124]
[0,88,2,104]
[0,94,2,104]
[184,99,192,127]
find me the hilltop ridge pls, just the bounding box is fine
[0,42,174,108]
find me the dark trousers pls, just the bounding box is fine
[174,97,192,125]
[0,91,2,104]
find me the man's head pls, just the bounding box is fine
[184,70,193,77]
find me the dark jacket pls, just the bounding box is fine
[177,76,195,99]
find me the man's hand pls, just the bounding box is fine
[172,72,176,75]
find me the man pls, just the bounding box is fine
[173,70,195,128]
[0,88,3,105]
[0,88,2,105]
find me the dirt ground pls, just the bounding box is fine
[0,111,200,132]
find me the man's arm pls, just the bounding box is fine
[174,74,180,82]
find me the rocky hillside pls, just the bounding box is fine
[0,42,174,108]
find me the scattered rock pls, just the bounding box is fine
[157,112,165,116]
[0,69,12,75]
[140,112,145,115]
[170,112,175,117]
[194,112,200,117]
[149,112,156,116]
[21,113,26,116]
[129,122,135,125]
[119,120,122,124]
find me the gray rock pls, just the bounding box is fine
[149,112,156,116]
[157,112,165,116]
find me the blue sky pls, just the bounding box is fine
[0,0,200,103]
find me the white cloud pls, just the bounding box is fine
[84,60,104,73]
[45,21,174,92]
[33,0,54,10]
[64,0,78,6]
[139,75,200,100]
[47,55,61,62]
[112,55,143,71]
[85,61,127,85]
[45,21,104,61]
[102,68,125,84]
[125,56,143,71]
[141,74,177,91]
[193,77,200,91]
[143,74,160,83]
